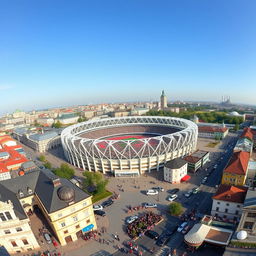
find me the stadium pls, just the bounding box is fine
[61,116,198,177]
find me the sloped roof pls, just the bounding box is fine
[224,151,250,175]
[165,157,187,169]
[212,184,248,203]
[240,127,253,141]
[29,131,58,141]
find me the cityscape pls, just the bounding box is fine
[1,1,256,256]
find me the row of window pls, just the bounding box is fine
[11,239,29,247]
[216,202,241,208]
[57,202,88,218]
[215,207,239,215]
[61,217,91,228]
[4,227,22,234]
[0,211,13,221]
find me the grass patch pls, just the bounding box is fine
[92,190,113,203]
[206,141,220,148]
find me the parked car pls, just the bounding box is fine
[167,194,178,201]
[126,215,139,224]
[192,187,200,194]
[182,225,190,234]
[152,186,164,192]
[102,199,114,208]
[169,188,179,194]
[201,177,208,184]
[93,204,103,211]
[177,222,188,232]
[43,233,52,244]
[144,230,159,240]
[144,203,157,208]
[156,232,173,246]
[184,190,193,198]
[94,210,106,216]
[146,189,159,195]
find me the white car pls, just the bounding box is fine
[93,204,103,211]
[167,194,178,201]
[177,222,188,232]
[146,189,159,195]
[184,190,193,198]
[152,187,164,192]
[201,177,208,184]
[144,203,157,208]
[126,215,139,224]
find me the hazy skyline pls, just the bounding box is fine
[1,0,256,114]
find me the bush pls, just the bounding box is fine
[38,155,46,162]
[230,240,256,248]
[43,161,52,169]
[169,202,183,216]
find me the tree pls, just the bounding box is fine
[53,163,75,180]
[83,171,108,195]
[44,161,52,170]
[38,155,46,162]
[52,120,62,128]
[169,202,183,216]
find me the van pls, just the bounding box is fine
[43,233,52,244]
[146,189,159,195]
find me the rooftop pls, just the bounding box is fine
[224,151,250,175]
[212,184,248,204]
[29,131,58,141]
[244,188,256,208]
[165,157,187,169]
[198,126,228,133]
[240,127,253,141]
[183,150,209,163]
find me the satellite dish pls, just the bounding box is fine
[237,230,247,240]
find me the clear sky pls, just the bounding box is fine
[1,0,256,114]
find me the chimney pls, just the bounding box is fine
[52,178,61,187]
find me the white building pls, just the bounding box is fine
[164,158,188,183]
[0,200,39,254]
[211,184,248,221]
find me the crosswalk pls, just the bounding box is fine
[155,246,171,256]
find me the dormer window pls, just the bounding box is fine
[18,190,24,198]
[27,187,33,195]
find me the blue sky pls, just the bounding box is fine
[0,0,256,114]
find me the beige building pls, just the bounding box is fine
[0,169,97,254]
[160,90,167,110]
[0,199,39,254]
[164,158,188,183]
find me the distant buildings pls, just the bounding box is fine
[160,90,167,110]
[0,169,97,254]
[56,113,79,125]
[198,126,229,139]
[164,158,188,183]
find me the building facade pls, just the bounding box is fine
[164,158,188,183]
[160,90,167,110]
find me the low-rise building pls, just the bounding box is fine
[211,184,248,221]
[198,126,229,139]
[164,158,188,183]
[56,113,79,125]
[183,150,210,172]
[0,169,97,254]
[221,151,250,186]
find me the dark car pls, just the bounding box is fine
[94,210,106,216]
[145,230,159,240]
[102,199,114,208]
[156,232,173,246]
[169,188,180,194]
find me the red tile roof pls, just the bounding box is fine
[198,126,228,133]
[183,155,201,163]
[240,127,253,141]
[212,184,248,203]
[224,151,250,175]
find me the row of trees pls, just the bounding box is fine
[147,109,243,124]
[82,172,108,195]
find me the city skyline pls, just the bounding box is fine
[1,0,256,114]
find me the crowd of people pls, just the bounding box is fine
[126,211,162,238]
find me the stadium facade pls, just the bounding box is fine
[61,116,198,177]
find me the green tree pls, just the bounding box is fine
[44,161,52,170]
[53,163,75,179]
[83,171,108,195]
[52,120,62,128]
[169,202,183,216]
[38,155,46,162]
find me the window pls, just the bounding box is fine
[226,203,229,206]
[4,230,11,234]
[247,212,256,218]
[58,213,63,218]
[0,213,7,221]
[243,221,254,230]
[70,207,76,213]
[5,212,12,220]
[237,205,240,208]
[86,219,90,224]
[75,225,80,229]
[217,202,220,205]
[73,216,78,222]
[83,201,87,207]
[64,230,68,234]
[22,239,29,245]
[216,207,219,211]
[16,227,22,232]
[61,222,66,227]
[235,210,239,215]
[11,241,17,247]
[225,209,228,213]
[84,210,89,217]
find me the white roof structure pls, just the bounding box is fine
[237,230,247,240]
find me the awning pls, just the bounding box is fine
[181,175,191,182]
[82,224,94,232]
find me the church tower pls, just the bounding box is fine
[160,90,167,110]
